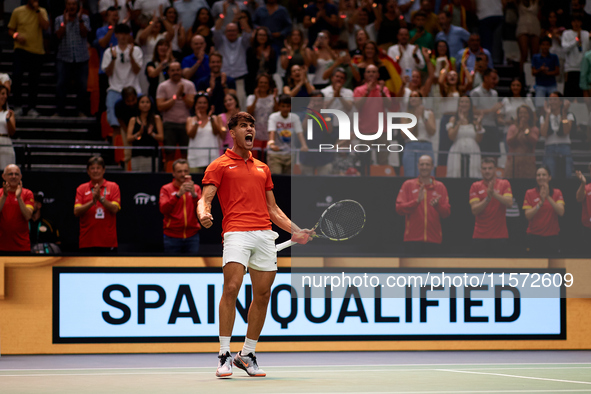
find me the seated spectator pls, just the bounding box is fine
[0,164,34,253]
[412,0,440,35]
[283,64,314,98]
[137,13,174,93]
[212,17,252,110]
[387,28,425,76]
[196,52,236,114]
[156,61,197,164]
[174,0,210,39]
[246,27,277,95]
[532,36,560,107]
[146,38,174,101]
[101,24,143,132]
[441,0,468,30]
[402,91,436,178]
[575,166,591,238]
[321,40,361,90]
[159,158,203,254]
[540,92,574,178]
[562,12,589,97]
[54,0,91,117]
[266,94,304,174]
[8,0,50,117]
[126,95,164,171]
[0,86,16,169]
[182,35,210,88]
[29,191,61,254]
[252,0,292,53]
[211,0,247,29]
[307,31,337,89]
[354,41,390,84]
[446,96,484,178]
[185,8,214,53]
[218,93,240,155]
[523,166,565,255]
[505,104,539,179]
[94,7,120,114]
[74,156,121,254]
[280,29,311,84]
[396,155,451,255]
[163,7,185,58]
[457,34,493,83]
[246,74,278,158]
[186,93,222,172]
[470,68,502,156]
[435,10,469,60]
[409,11,434,50]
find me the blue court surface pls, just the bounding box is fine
[1,351,590,393]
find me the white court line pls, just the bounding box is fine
[439,369,591,386]
[277,391,591,394]
[0,362,590,373]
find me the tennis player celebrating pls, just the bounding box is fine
[198,111,312,378]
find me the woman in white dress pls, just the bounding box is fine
[446,96,484,178]
[0,85,16,169]
[186,93,222,173]
[306,31,336,89]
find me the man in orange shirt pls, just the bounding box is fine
[0,164,34,252]
[469,158,513,254]
[74,156,121,253]
[396,155,451,255]
[159,159,202,254]
[576,164,591,239]
[198,112,312,378]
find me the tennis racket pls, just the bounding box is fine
[276,199,366,251]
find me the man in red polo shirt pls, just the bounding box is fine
[396,155,451,255]
[469,158,513,254]
[159,158,202,254]
[197,112,312,378]
[0,164,34,252]
[576,165,591,238]
[74,156,121,253]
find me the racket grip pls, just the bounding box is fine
[276,240,298,251]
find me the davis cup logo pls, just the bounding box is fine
[305,108,418,153]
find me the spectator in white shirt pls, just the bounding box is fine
[174,0,210,31]
[387,28,425,76]
[562,12,590,97]
[320,68,354,121]
[211,0,246,28]
[267,94,304,174]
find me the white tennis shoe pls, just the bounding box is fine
[216,351,233,377]
[233,351,266,377]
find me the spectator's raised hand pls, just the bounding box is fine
[176,82,185,97]
[6,109,13,121]
[208,105,215,117]
[221,72,227,87]
[576,170,587,185]
[421,47,431,60]
[562,99,571,116]
[543,100,551,116]
[110,44,117,59]
[417,183,425,202]
[15,181,22,199]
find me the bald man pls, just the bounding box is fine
[181,35,210,87]
[0,164,34,252]
[396,155,451,255]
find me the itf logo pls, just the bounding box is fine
[305,108,418,153]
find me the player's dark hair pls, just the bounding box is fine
[114,23,131,35]
[87,155,105,169]
[228,112,255,131]
[172,158,188,171]
[278,94,291,105]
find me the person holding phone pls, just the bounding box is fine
[159,158,202,254]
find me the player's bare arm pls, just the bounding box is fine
[197,184,217,228]
[265,190,314,240]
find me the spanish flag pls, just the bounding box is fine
[378,49,404,96]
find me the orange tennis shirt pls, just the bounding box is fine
[469,179,512,239]
[202,150,274,237]
[522,187,564,237]
[0,188,34,251]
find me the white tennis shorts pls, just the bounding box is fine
[223,230,279,272]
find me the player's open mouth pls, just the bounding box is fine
[245,134,253,143]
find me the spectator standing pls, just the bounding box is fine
[497,78,535,158]
[399,0,421,22]
[185,8,214,53]
[137,13,174,94]
[505,104,539,178]
[303,0,339,48]
[196,52,237,114]
[402,91,436,178]
[8,0,50,117]
[446,96,484,178]
[562,13,590,98]
[435,10,469,59]
[0,164,34,252]
[101,24,143,131]
[252,0,292,53]
[29,191,61,254]
[186,93,222,172]
[146,38,174,101]
[299,91,334,175]
[127,95,164,171]
[266,94,304,174]
[441,0,468,29]
[465,53,489,92]
[409,11,435,50]
[532,37,560,106]
[163,7,186,58]
[159,158,203,254]
[307,31,336,89]
[133,0,170,22]
[387,28,426,76]
[280,29,311,84]
[523,166,565,255]
[374,0,398,47]
[469,158,513,254]
[99,0,131,24]
[174,0,210,33]
[74,156,121,253]
[412,0,440,36]
[182,35,210,88]
[283,64,314,98]
[575,167,591,237]
[396,155,451,254]
[456,34,493,82]
[156,61,197,165]
[515,0,541,76]
[246,27,277,95]
[246,74,278,157]
[540,92,574,178]
[94,7,120,115]
[321,41,360,90]
[474,0,503,64]
[470,68,502,156]
[219,93,240,155]
[211,0,246,29]
[0,86,16,169]
[54,0,91,117]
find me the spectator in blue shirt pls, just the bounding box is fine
[456,34,493,74]
[94,7,119,114]
[532,36,560,108]
[252,0,292,54]
[435,10,470,58]
[303,0,339,48]
[196,52,237,114]
[181,35,210,88]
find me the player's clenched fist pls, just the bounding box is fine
[199,212,214,228]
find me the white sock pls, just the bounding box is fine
[242,337,257,356]
[219,336,231,355]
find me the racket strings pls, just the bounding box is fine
[320,201,365,240]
